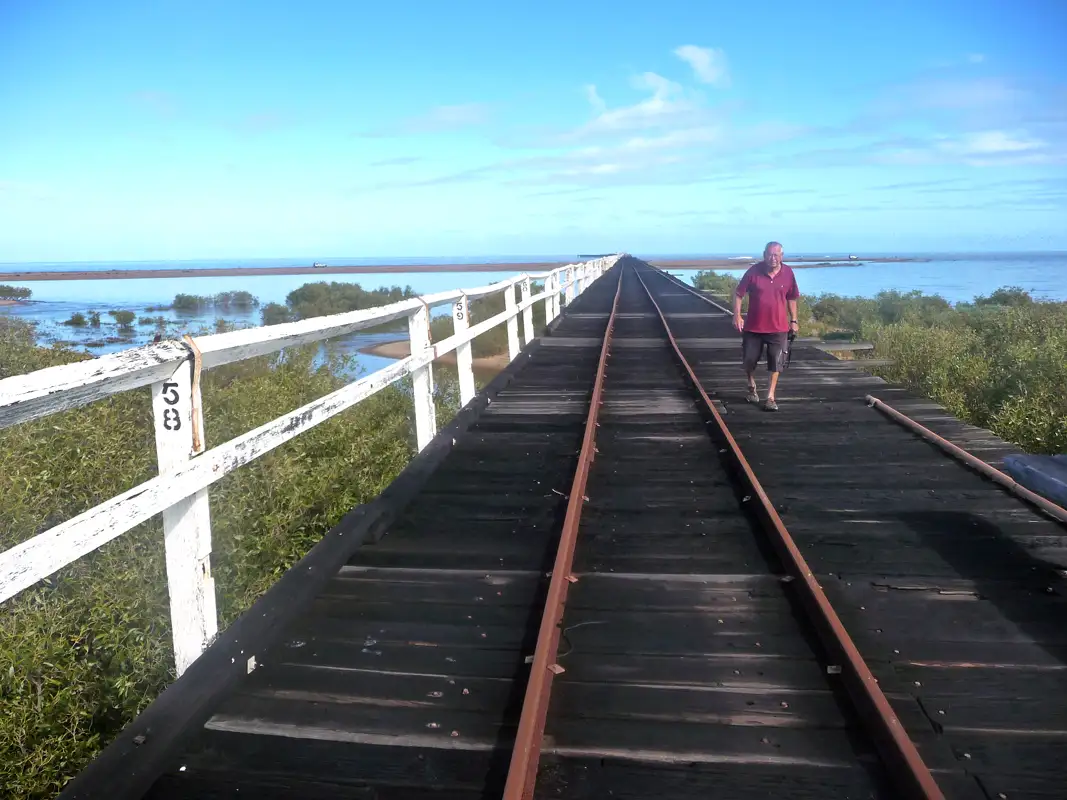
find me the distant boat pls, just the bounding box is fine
[312,262,327,268]
[848,255,858,260]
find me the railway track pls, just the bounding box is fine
[497,261,942,799]
[79,258,960,800]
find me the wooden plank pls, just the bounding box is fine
[148,770,485,800]
[55,319,556,800]
[532,756,896,800]
[152,728,504,796]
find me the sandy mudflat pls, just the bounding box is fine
[0,261,570,282]
[0,256,923,283]
[0,299,20,306]
[649,256,925,269]
[361,339,509,371]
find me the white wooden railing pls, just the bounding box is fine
[0,254,621,675]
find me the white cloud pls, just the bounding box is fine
[571,72,703,138]
[409,103,490,131]
[367,103,491,136]
[584,84,606,113]
[967,53,986,64]
[674,45,729,86]
[910,78,1024,111]
[950,130,1042,154]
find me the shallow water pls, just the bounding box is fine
[3,252,1065,371]
[667,251,1067,304]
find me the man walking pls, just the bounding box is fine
[732,241,800,412]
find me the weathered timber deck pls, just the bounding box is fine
[652,265,1067,800]
[60,258,1067,800]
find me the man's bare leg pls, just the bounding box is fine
[767,371,780,401]
[745,369,759,402]
[764,371,780,411]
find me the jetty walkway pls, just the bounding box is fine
[2,256,1065,799]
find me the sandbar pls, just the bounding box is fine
[0,256,925,282]
[361,340,508,372]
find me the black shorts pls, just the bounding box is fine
[742,331,789,373]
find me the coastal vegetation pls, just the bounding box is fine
[258,279,532,361]
[171,291,259,312]
[107,310,136,330]
[428,288,520,358]
[0,285,32,301]
[693,270,1067,454]
[0,276,541,796]
[0,314,467,799]
[260,281,416,326]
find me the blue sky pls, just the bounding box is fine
[2,0,1066,261]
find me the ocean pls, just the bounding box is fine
[2,252,1066,371]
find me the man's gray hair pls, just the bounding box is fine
[764,241,783,253]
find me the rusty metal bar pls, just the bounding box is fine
[866,394,1067,526]
[633,267,946,800]
[500,264,624,800]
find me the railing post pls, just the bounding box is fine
[551,271,561,320]
[520,275,534,344]
[504,281,520,360]
[452,294,476,406]
[151,351,217,677]
[543,272,555,324]
[408,306,437,451]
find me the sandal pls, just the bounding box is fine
[764,398,779,412]
[745,387,759,404]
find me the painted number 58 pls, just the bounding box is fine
[161,380,182,431]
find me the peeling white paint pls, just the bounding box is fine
[504,281,520,362]
[152,359,218,677]
[452,294,476,407]
[408,304,437,452]
[520,276,534,346]
[0,255,621,671]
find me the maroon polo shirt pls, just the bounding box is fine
[734,261,800,334]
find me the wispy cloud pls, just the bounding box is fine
[355,48,1066,199]
[584,84,606,114]
[908,77,1025,111]
[366,103,491,137]
[674,45,729,87]
[569,72,705,139]
[947,129,1043,155]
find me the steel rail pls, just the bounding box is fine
[500,264,625,800]
[654,264,734,314]
[632,265,946,800]
[866,394,1067,526]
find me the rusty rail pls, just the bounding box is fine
[866,394,1067,526]
[500,264,625,800]
[633,267,946,800]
